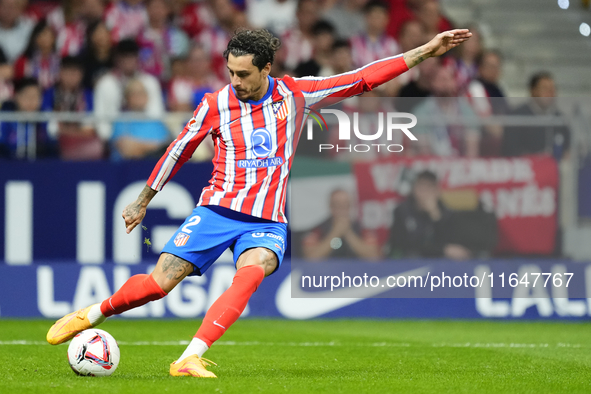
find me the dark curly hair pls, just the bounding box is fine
[223,29,281,71]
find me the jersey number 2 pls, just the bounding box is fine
[181,215,201,233]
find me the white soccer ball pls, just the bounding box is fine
[67,329,120,376]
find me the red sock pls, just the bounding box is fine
[100,274,167,317]
[195,265,265,347]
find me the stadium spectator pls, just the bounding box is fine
[294,20,336,78]
[388,170,453,258]
[105,0,148,42]
[195,0,245,81]
[394,19,425,87]
[42,55,92,118]
[443,24,482,94]
[0,0,35,62]
[411,66,480,157]
[246,0,297,36]
[93,39,165,140]
[14,19,61,90]
[412,0,453,38]
[385,0,414,39]
[398,19,426,52]
[167,44,224,112]
[81,21,114,89]
[46,0,86,57]
[110,78,170,161]
[281,0,319,71]
[42,56,103,160]
[467,49,508,157]
[321,0,367,39]
[171,0,215,40]
[468,50,506,103]
[396,56,440,113]
[302,189,380,260]
[502,72,570,161]
[329,39,354,75]
[138,0,190,82]
[350,0,400,69]
[0,48,13,107]
[81,0,107,24]
[0,77,58,160]
[388,170,497,259]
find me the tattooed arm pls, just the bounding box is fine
[403,29,472,69]
[122,185,158,234]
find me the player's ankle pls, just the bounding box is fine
[175,337,209,363]
[88,304,107,326]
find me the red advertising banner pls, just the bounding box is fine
[354,155,559,255]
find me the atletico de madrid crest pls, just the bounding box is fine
[272,100,289,120]
[173,232,190,247]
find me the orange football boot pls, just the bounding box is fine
[170,355,217,378]
[46,304,96,345]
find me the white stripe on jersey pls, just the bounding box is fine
[210,86,232,204]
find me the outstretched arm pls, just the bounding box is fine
[403,29,472,68]
[295,29,472,108]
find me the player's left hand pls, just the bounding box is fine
[427,29,472,57]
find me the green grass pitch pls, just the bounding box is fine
[1,319,591,393]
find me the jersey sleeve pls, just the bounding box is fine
[293,54,409,109]
[147,96,213,191]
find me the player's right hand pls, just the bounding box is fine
[122,201,147,234]
[427,29,472,58]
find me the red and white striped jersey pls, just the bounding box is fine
[147,54,409,223]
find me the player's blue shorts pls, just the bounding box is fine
[161,205,287,276]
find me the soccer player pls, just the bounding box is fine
[47,28,471,377]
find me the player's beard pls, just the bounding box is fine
[235,89,252,102]
[235,78,266,103]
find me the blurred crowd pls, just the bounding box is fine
[0,0,569,162]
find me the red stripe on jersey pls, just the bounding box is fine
[213,87,231,199]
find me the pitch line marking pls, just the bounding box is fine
[0,340,584,349]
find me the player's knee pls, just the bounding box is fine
[237,247,278,277]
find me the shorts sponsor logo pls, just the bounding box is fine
[266,233,284,243]
[275,243,282,251]
[174,233,190,247]
[237,157,283,168]
[252,232,285,248]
